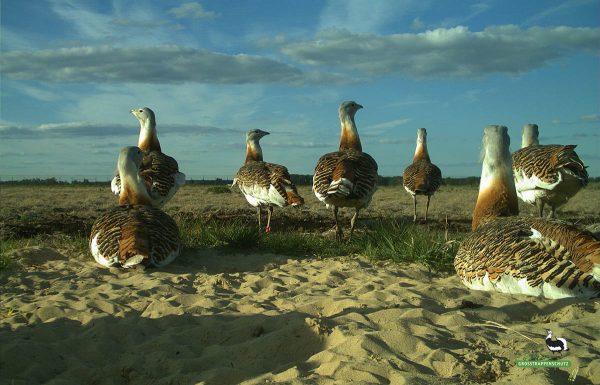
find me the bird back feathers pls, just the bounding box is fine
[512,144,588,185]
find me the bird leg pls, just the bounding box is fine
[348,208,360,243]
[266,206,273,233]
[256,207,262,234]
[425,195,431,222]
[333,206,343,242]
[412,195,417,223]
[538,201,545,217]
[548,206,556,219]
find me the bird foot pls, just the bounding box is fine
[335,230,344,242]
[265,226,271,233]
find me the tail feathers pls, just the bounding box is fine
[327,178,354,198]
[119,222,150,267]
[556,145,588,184]
[286,190,304,206]
[122,254,145,268]
[110,176,120,195]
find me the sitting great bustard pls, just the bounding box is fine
[403,128,442,222]
[454,125,600,299]
[91,146,181,268]
[512,123,588,218]
[313,101,378,242]
[111,107,185,207]
[232,129,304,233]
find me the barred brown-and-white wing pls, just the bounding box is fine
[403,159,442,195]
[112,151,185,207]
[454,217,600,298]
[89,205,181,268]
[234,161,303,207]
[512,145,588,185]
[313,149,378,206]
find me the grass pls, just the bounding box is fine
[206,186,232,194]
[0,217,461,274]
[177,217,460,273]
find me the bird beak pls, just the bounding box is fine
[357,104,363,109]
[261,131,270,137]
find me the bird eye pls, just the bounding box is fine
[139,109,143,113]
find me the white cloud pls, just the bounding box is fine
[580,113,600,122]
[525,0,597,25]
[279,26,600,78]
[168,2,218,19]
[0,45,351,85]
[438,2,491,28]
[319,0,430,33]
[0,121,239,140]
[368,118,411,130]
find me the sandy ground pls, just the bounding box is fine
[1,246,599,385]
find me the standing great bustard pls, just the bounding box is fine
[111,107,185,207]
[91,146,181,268]
[512,124,588,218]
[232,129,304,233]
[313,101,378,242]
[402,128,442,222]
[454,125,600,299]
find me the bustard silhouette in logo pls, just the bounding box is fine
[545,329,569,355]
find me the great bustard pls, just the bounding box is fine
[91,146,181,268]
[402,128,442,222]
[111,107,185,207]
[454,125,600,299]
[232,129,304,233]
[313,101,378,242]
[512,123,588,218]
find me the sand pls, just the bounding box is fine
[1,246,599,385]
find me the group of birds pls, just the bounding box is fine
[88,101,599,300]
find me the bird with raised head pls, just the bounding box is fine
[232,129,304,234]
[313,101,378,242]
[111,107,185,207]
[403,128,442,222]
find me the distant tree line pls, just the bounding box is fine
[2,176,599,186]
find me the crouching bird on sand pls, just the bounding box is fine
[454,125,600,299]
[91,146,181,268]
[232,129,304,233]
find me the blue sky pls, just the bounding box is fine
[1,0,598,180]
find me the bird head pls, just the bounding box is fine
[130,107,156,127]
[339,100,363,118]
[416,128,427,143]
[246,128,270,143]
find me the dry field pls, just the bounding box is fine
[1,183,599,385]
[1,182,599,240]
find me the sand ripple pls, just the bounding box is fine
[1,247,599,384]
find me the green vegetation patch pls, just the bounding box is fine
[178,218,460,273]
[206,186,232,194]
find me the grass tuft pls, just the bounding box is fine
[177,218,460,273]
[206,186,232,194]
